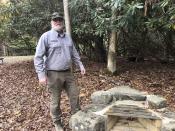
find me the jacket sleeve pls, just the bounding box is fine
[71,43,85,71]
[34,33,47,80]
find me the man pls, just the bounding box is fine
[34,12,85,131]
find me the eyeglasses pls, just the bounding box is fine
[52,18,64,22]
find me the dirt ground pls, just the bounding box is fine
[0,57,175,130]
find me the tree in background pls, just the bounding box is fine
[107,8,117,73]
[0,0,174,70]
[0,0,63,55]
[63,0,71,36]
[69,0,175,72]
[69,0,145,73]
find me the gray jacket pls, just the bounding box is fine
[34,29,85,80]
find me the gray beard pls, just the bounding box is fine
[51,24,63,31]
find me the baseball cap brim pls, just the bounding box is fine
[51,12,64,20]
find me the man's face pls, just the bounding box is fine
[51,18,64,31]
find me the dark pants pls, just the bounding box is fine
[47,70,80,124]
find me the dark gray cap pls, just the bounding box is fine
[51,12,64,20]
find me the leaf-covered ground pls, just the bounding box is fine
[0,58,175,131]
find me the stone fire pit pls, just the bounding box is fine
[69,86,175,131]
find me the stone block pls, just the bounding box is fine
[69,111,106,131]
[91,91,112,105]
[82,104,107,113]
[147,95,167,109]
[163,111,175,119]
[108,86,146,101]
[162,122,175,131]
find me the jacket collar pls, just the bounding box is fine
[51,29,65,38]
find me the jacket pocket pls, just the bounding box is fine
[53,46,62,54]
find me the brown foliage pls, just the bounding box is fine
[0,59,175,130]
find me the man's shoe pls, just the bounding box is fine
[54,123,64,131]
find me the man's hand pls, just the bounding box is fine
[81,68,86,76]
[39,77,47,87]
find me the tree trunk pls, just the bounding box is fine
[107,31,117,73]
[107,9,117,73]
[94,36,106,62]
[3,44,7,56]
[63,0,71,36]
[164,30,173,60]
